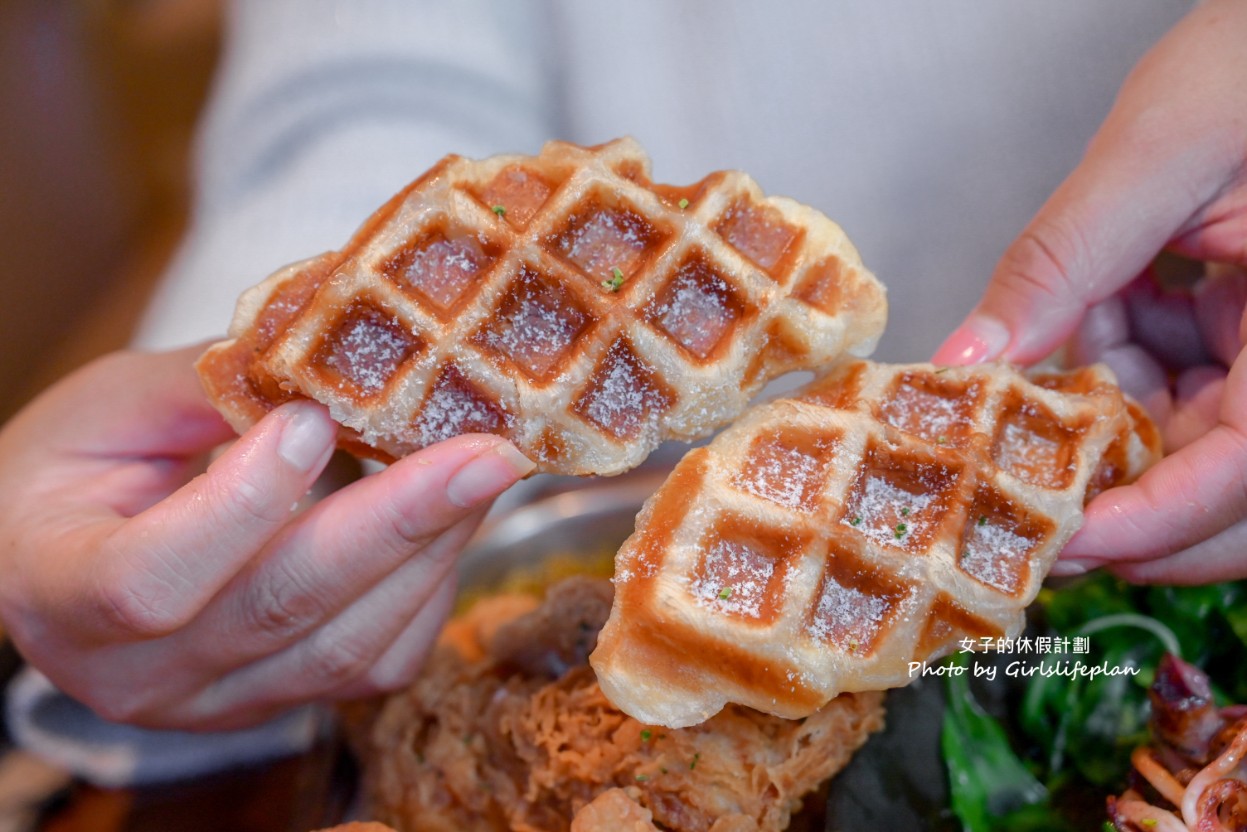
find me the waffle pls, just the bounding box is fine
[196,138,887,475]
[590,360,1161,727]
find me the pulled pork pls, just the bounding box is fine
[357,577,884,832]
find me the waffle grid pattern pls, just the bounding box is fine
[591,361,1160,727]
[200,138,887,475]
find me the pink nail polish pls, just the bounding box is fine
[932,316,1011,365]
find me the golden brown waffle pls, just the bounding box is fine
[196,138,887,475]
[590,360,1161,727]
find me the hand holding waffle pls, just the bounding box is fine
[197,138,886,476]
[0,128,1183,733]
[0,346,532,730]
[935,0,1247,584]
[591,360,1160,726]
[190,138,1168,728]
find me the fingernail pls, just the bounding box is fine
[445,443,536,508]
[932,316,1011,365]
[1048,558,1103,578]
[277,402,336,471]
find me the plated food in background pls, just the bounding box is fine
[196,138,886,475]
[935,573,1247,832]
[1109,655,1247,832]
[591,360,1160,727]
[353,577,883,832]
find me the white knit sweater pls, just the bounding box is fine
[137,0,1190,361]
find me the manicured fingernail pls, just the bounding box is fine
[446,442,535,508]
[277,402,336,470]
[932,316,1011,365]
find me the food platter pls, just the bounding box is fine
[457,469,669,596]
[334,466,1246,832]
[457,471,962,830]
[395,467,952,830]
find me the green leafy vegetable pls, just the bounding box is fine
[943,654,1052,831]
[942,572,1247,830]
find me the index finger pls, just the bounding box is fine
[1062,422,1247,565]
[933,0,1246,366]
[15,345,234,460]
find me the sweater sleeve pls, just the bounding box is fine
[135,0,559,349]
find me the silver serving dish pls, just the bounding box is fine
[458,468,669,591]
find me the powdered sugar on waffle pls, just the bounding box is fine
[580,349,665,437]
[882,381,980,441]
[327,314,414,395]
[843,475,936,547]
[807,577,893,651]
[412,373,505,445]
[737,445,824,510]
[689,538,776,619]
[398,236,486,307]
[960,519,1034,593]
[592,359,1162,727]
[650,269,735,359]
[196,137,889,475]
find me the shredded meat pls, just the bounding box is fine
[358,577,884,832]
[569,789,659,831]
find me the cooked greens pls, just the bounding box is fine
[942,574,1247,831]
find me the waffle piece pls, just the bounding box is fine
[196,138,887,475]
[590,360,1161,727]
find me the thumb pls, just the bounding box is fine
[934,156,1185,366]
[933,1,1239,366]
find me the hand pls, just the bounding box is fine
[933,0,1247,584]
[0,345,533,730]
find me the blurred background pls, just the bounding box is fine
[1,6,228,820]
[0,0,221,423]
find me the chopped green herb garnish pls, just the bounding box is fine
[635,773,649,782]
[690,752,700,770]
[935,367,951,375]
[850,516,862,526]
[894,522,908,539]
[601,266,626,292]
[978,516,987,527]
[678,197,690,209]
[901,507,910,517]
[640,729,652,742]
[1140,820,1158,829]
[492,204,506,216]
[717,586,733,600]
[937,435,948,444]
